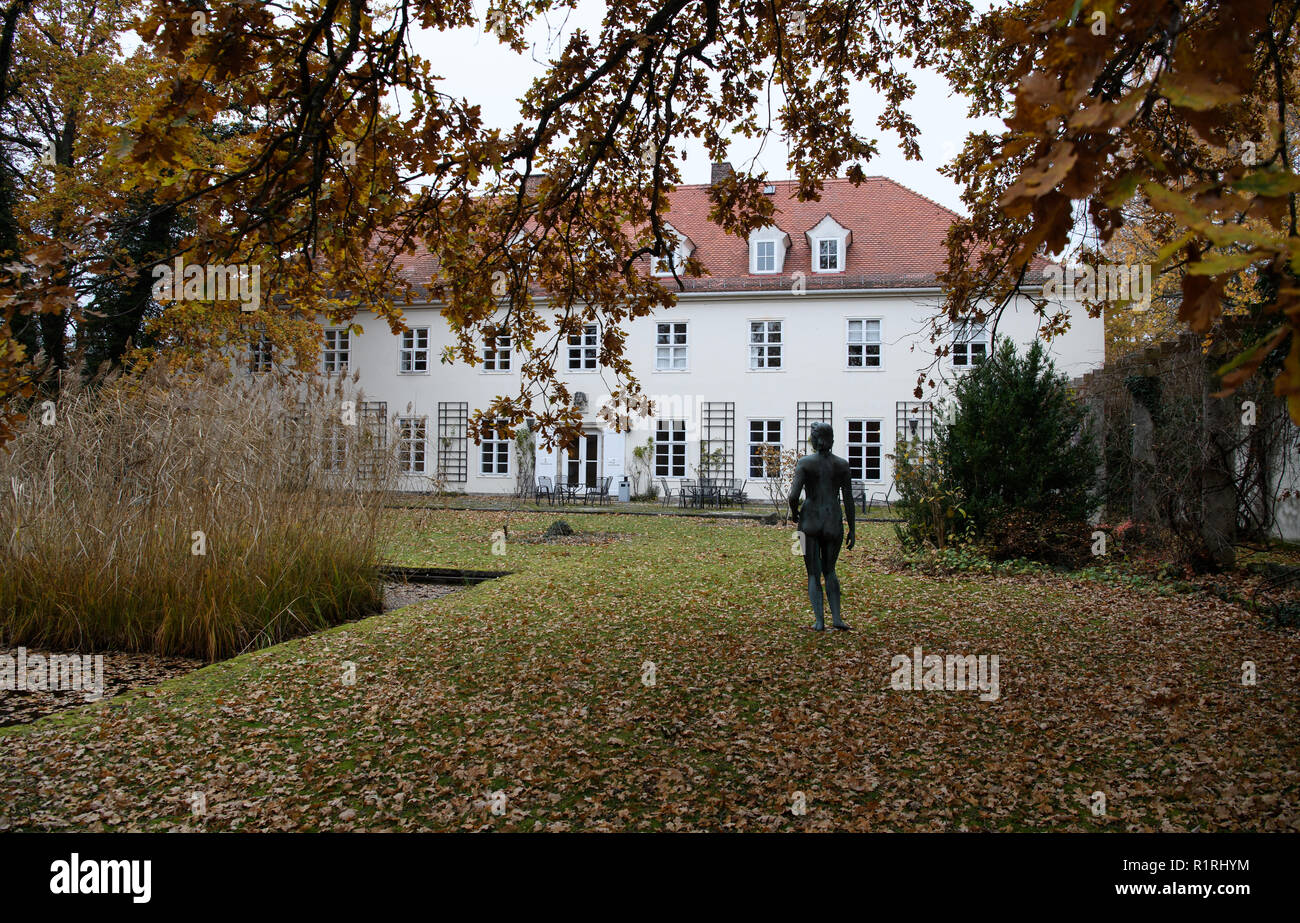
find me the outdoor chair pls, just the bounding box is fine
[659,478,678,507]
[868,482,895,510]
[584,476,611,505]
[535,476,552,505]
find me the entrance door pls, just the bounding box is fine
[563,432,601,487]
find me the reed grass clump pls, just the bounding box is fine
[1,361,396,660]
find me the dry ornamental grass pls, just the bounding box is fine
[1,361,394,660]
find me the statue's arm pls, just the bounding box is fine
[839,467,856,548]
[788,465,805,521]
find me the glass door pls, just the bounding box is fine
[563,432,601,487]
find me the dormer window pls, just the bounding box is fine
[651,224,694,277]
[748,226,790,274]
[817,238,841,271]
[806,214,851,274]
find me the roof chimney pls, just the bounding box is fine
[523,173,547,197]
[710,161,733,184]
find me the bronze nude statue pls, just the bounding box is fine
[788,421,855,631]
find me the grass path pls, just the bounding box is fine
[0,511,1296,831]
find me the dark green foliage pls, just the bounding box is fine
[81,197,186,377]
[939,337,1100,532]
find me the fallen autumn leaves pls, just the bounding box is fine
[0,512,1295,831]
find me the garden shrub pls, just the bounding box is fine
[891,437,968,549]
[940,337,1100,533]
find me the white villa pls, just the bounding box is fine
[267,165,1105,499]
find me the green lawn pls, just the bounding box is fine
[1,510,1296,831]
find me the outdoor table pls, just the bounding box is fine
[684,482,722,509]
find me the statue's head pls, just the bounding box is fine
[809,421,833,453]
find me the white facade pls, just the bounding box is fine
[323,285,1105,496]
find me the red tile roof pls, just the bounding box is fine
[658,176,961,292]
[390,176,991,295]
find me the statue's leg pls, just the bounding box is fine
[822,533,849,630]
[804,535,825,630]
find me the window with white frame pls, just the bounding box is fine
[482,331,512,372]
[651,225,692,276]
[653,247,687,276]
[846,319,882,368]
[397,416,427,473]
[749,226,790,274]
[816,238,841,271]
[748,419,782,478]
[749,320,783,369]
[655,419,687,477]
[953,321,989,367]
[249,335,273,373]
[400,328,430,373]
[568,324,598,370]
[655,322,688,370]
[847,420,882,481]
[480,421,509,475]
[322,328,350,373]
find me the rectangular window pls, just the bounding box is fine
[847,420,882,481]
[483,331,512,372]
[749,320,783,370]
[655,419,687,477]
[748,419,782,478]
[249,335,273,373]
[953,321,988,367]
[397,416,427,474]
[400,328,430,374]
[847,319,882,368]
[754,240,776,273]
[323,328,350,373]
[655,322,688,371]
[568,324,598,370]
[480,421,510,475]
[817,238,840,271]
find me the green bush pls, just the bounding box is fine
[940,337,1099,532]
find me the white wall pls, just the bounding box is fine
[333,287,1105,494]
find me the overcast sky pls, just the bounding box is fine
[411,2,1001,214]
